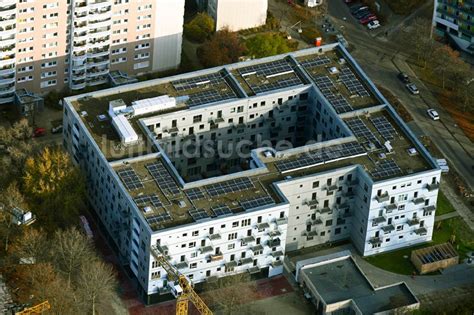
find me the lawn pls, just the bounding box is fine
[364,217,474,275]
[435,190,456,216]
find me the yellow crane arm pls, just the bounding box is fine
[15,301,50,315]
[151,245,213,315]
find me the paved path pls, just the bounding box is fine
[435,211,460,222]
[440,183,474,231]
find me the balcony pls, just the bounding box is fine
[375,192,389,203]
[208,117,224,124]
[304,199,318,207]
[426,182,440,191]
[175,261,188,270]
[348,179,359,186]
[275,217,288,226]
[317,207,332,215]
[312,218,323,225]
[412,197,425,205]
[251,244,264,254]
[373,215,386,224]
[326,184,338,192]
[414,227,428,236]
[248,266,260,274]
[267,238,281,247]
[256,222,270,231]
[270,250,284,257]
[271,260,283,268]
[199,245,213,254]
[224,261,238,269]
[385,203,397,213]
[268,230,281,237]
[209,253,223,261]
[241,236,256,244]
[208,233,221,241]
[407,217,420,226]
[343,191,355,198]
[239,257,253,265]
[381,224,395,233]
[369,236,382,245]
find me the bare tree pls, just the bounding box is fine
[204,272,257,315]
[9,228,50,263]
[0,182,28,252]
[76,260,118,315]
[52,227,96,289]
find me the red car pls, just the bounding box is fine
[360,14,378,24]
[33,127,46,137]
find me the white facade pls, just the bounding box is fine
[62,44,441,302]
[208,0,268,31]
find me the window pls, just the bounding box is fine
[335,227,341,235]
[313,181,319,188]
[228,243,235,250]
[190,263,197,269]
[325,219,333,226]
[188,242,196,248]
[228,232,237,240]
[232,221,239,228]
[192,231,199,236]
[241,218,251,227]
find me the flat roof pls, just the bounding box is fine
[301,257,418,313]
[67,45,437,232]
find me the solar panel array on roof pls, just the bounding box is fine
[371,159,402,179]
[172,73,222,92]
[117,167,144,190]
[205,178,255,197]
[134,194,162,208]
[251,76,303,95]
[189,208,210,221]
[326,94,353,114]
[185,188,205,201]
[146,212,172,225]
[276,141,366,172]
[238,59,293,77]
[240,195,275,210]
[346,118,380,147]
[187,89,236,107]
[146,162,180,195]
[310,75,354,114]
[211,204,232,217]
[370,116,397,140]
[300,56,331,68]
[340,67,370,97]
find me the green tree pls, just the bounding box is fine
[184,12,215,43]
[245,33,294,58]
[198,29,246,67]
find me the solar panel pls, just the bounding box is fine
[189,208,210,221]
[370,116,397,140]
[371,159,402,179]
[205,178,255,197]
[339,67,370,97]
[346,118,380,147]
[276,141,366,172]
[146,162,180,195]
[146,212,172,225]
[187,88,236,107]
[185,188,205,201]
[211,204,232,217]
[240,195,275,210]
[300,56,331,68]
[326,94,353,114]
[172,73,222,92]
[134,194,162,208]
[117,167,144,190]
[251,76,303,95]
[238,59,293,77]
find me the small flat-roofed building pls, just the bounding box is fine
[411,242,459,274]
[296,251,420,314]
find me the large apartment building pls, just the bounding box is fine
[207,0,268,31]
[62,43,441,303]
[0,0,184,104]
[433,0,474,54]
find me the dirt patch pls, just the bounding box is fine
[437,90,474,142]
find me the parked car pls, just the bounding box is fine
[360,14,378,24]
[367,20,381,29]
[33,127,46,138]
[354,9,371,19]
[406,83,420,95]
[344,0,355,3]
[350,4,366,13]
[351,5,368,14]
[397,72,410,83]
[427,109,440,120]
[51,124,63,134]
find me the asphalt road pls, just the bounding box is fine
[328,0,474,190]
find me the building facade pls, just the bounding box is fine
[207,0,267,31]
[62,43,441,303]
[0,0,184,104]
[433,0,474,55]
